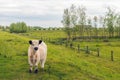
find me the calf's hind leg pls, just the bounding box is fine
[34,55,40,73]
[40,59,45,71]
[34,59,39,73]
[29,65,33,73]
[29,56,33,73]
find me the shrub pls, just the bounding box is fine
[10,22,27,33]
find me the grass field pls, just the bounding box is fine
[0,30,120,80]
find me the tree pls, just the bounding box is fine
[87,18,92,38]
[93,16,98,38]
[69,4,78,39]
[77,5,86,38]
[10,22,27,33]
[61,8,71,41]
[115,14,120,37]
[10,23,16,33]
[70,4,77,27]
[105,7,117,37]
[21,22,27,32]
[99,16,104,37]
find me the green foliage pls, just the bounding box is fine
[62,5,120,40]
[62,8,71,40]
[62,5,87,41]
[10,22,28,33]
[115,14,120,37]
[105,7,117,37]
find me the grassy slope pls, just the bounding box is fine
[0,30,120,80]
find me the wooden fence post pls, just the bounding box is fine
[86,46,89,54]
[111,51,114,61]
[78,44,80,53]
[97,48,100,57]
[65,42,68,47]
[70,43,73,48]
[49,38,50,42]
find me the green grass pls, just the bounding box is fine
[0,30,120,80]
[19,30,67,40]
[72,41,120,61]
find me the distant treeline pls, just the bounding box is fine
[61,4,120,41]
[31,26,64,31]
[0,24,64,33]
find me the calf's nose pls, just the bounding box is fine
[34,47,38,50]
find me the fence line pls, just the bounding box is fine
[64,42,115,61]
[40,37,115,61]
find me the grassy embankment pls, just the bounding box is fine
[0,30,120,80]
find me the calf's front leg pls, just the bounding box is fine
[34,55,40,73]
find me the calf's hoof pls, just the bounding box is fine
[29,69,32,73]
[41,68,44,72]
[34,69,38,73]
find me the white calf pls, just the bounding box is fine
[28,40,47,73]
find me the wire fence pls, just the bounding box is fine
[40,37,115,61]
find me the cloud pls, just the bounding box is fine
[0,0,120,27]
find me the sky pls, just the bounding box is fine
[0,0,120,27]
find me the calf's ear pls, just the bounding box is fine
[39,40,42,44]
[29,40,32,44]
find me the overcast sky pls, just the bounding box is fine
[0,0,120,27]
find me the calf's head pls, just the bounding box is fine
[29,40,42,51]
